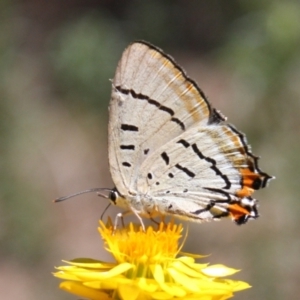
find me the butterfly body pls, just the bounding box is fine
[108,41,273,225]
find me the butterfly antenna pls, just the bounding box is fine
[100,203,111,221]
[54,188,112,202]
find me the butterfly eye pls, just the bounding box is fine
[109,189,119,204]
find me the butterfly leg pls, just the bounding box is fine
[150,217,160,225]
[113,209,146,231]
[113,212,126,232]
[150,217,167,230]
[131,209,145,231]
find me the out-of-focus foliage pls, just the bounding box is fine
[49,12,126,108]
[213,3,300,299]
[221,1,300,128]
[0,1,299,299]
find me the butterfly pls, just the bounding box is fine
[56,41,273,226]
[106,41,273,226]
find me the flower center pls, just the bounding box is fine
[99,221,183,266]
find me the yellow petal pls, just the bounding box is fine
[197,280,236,294]
[177,256,195,264]
[201,264,239,277]
[176,257,208,271]
[151,291,174,300]
[158,282,187,297]
[55,265,86,271]
[222,279,251,291]
[72,263,133,280]
[53,271,80,281]
[59,281,111,300]
[82,281,102,289]
[64,258,115,269]
[118,283,140,300]
[137,277,158,293]
[167,267,200,292]
[170,260,206,278]
[179,252,209,259]
[150,264,165,283]
[83,276,131,289]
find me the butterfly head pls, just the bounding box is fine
[108,188,118,204]
[108,188,132,210]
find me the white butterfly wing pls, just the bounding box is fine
[108,41,272,224]
[137,124,271,223]
[109,41,223,196]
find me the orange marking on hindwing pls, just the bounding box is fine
[228,203,250,221]
[236,168,262,197]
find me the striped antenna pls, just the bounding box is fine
[54,188,112,202]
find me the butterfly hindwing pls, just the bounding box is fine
[137,124,270,223]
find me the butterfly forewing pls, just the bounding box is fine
[109,42,217,195]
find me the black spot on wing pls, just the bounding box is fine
[116,85,185,131]
[213,211,230,220]
[252,177,262,190]
[148,98,161,108]
[116,87,175,116]
[160,106,175,116]
[120,145,135,150]
[161,152,170,165]
[144,149,149,155]
[122,162,131,167]
[121,124,139,132]
[234,215,250,225]
[171,117,185,130]
[177,139,190,148]
[175,164,195,178]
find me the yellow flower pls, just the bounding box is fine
[53,220,250,299]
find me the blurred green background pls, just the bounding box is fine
[0,0,299,299]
